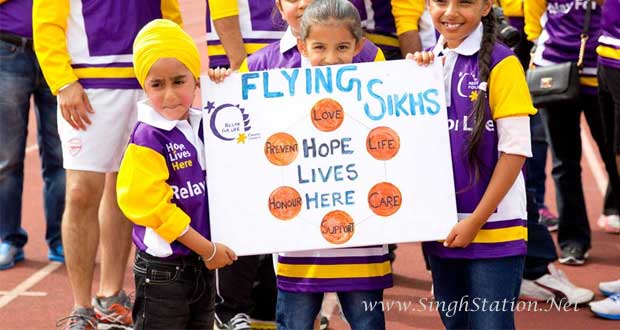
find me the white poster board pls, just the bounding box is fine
[201,60,457,256]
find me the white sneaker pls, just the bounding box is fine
[520,279,555,301]
[600,279,620,296]
[523,264,594,305]
[590,293,620,320]
[605,215,620,234]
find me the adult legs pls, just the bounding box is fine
[97,172,132,298]
[63,170,105,307]
[33,73,64,250]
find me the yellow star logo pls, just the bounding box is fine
[236,133,247,144]
[469,90,479,102]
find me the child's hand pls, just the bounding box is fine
[443,217,483,248]
[204,242,237,270]
[208,67,232,84]
[406,51,435,66]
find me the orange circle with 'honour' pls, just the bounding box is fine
[264,132,299,166]
[368,182,402,217]
[268,186,302,221]
[320,210,354,244]
[310,98,345,132]
[366,127,400,161]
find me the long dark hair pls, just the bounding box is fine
[466,9,497,183]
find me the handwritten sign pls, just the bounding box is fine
[201,60,457,256]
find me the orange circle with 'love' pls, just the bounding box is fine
[368,182,402,217]
[268,186,302,221]
[366,127,400,161]
[310,98,345,132]
[320,210,354,244]
[264,132,299,166]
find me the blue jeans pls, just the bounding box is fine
[0,39,64,249]
[276,289,385,330]
[133,251,215,329]
[428,255,525,330]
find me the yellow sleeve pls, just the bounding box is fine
[32,0,77,95]
[208,0,239,20]
[162,0,183,26]
[391,0,424,34]
[499,0,525,18]
[489,56,537,119]
[374,47,386,62]
[117,144,191,243]
[524,0,546,41]
[239,58,249,73]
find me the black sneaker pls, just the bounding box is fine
[216,313,251,330]
[559,244,589,265]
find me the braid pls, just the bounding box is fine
[466,10,497,184]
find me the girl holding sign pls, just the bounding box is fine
[411,0,536,329]
[264,1,392,329]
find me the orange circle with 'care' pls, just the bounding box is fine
[366,127,400,161]
[368,182,402,217]
[268,186,302,221]
[320,210,354,244]
[264,132,299,166]
[310,98,345,132]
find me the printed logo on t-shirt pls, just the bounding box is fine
[165,142,194,171]
[67,138,82,157]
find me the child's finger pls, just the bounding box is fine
[226,248,237,261]
[405,53,415,60]
[444,230,457,247]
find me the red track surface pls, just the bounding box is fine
[1,1,618,329]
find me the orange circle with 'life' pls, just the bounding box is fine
[368,182,402,217]
[310,98,345,132]
[320,210,354,244]
[268,186,302,221]
[366,126,400,161]
[264,132,299,166]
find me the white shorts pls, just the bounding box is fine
[58,88,145,172]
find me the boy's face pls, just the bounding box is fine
[277,0,312,36]
[297,22,364,66]
[144,58,197,121]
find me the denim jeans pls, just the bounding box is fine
[0,39,64,249]
[133,251,215,329]
[276,289,385,330]
[428,255,525,330]
[524,185,558,280]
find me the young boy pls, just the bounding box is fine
[117,19,236,329]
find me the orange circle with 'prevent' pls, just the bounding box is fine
[268,186,302,221]
[366,127,400,161]
[311,98,344,132]
[320,210,354,244]
[264,132,299,166]
[368,182,402,217]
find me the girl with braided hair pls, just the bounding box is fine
[411,0,536,328]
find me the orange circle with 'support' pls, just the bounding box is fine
[264,132,299,166]
[310,98,345,132]
[368,182,402,217]
[268,186,302,221]
[320,210,354,244]
[366,127,400,161]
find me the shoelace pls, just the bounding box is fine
[548,265,576,288]
[229,313,251,329]
[56,314,96,330]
